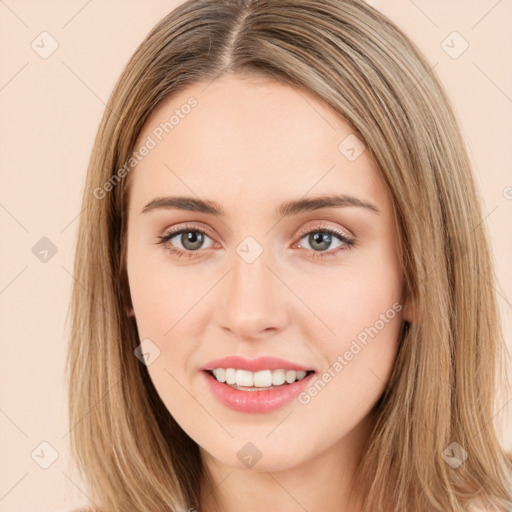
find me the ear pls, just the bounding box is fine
[126,306,135,318]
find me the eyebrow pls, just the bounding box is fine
[141,194,381,216]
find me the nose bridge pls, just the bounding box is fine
[232,243,270,297]
[217,238,287,337]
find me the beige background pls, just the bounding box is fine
[0,1,511,510]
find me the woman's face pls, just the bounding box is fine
[126,73,409,473]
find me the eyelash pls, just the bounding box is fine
[156,223,355,261]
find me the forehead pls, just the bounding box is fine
[128,73,386,213]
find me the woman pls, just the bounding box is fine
[66,0,512,511]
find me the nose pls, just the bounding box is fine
[214,246,289,339]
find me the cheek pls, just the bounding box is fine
[302,260,403,344]
[127,263,205,421]
[127,253,204,338]
[292,301,402,446]
[296,251,404,392]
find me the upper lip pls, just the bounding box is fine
[202,356,315,373]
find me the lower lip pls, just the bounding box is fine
[201,370,316,413]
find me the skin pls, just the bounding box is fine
[125,72,411,512]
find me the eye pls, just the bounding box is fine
[295,225,355,259]
[156,224,215,259]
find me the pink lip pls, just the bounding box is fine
[202,355,314,372]
[201,370,316,413]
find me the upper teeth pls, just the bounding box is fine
[212,368,308,387]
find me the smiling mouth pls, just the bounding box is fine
[205,368,316,391]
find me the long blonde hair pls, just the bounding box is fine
[65,0,512,510]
